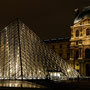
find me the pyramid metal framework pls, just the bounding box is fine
[0,19,80,80]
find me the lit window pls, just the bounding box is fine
[86,28,90,36]
[76,30,79,37]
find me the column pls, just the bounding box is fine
[78,48,83,59]
[81,48,83,59]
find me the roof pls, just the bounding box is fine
[74,6,90,24]
[43,37,70,43]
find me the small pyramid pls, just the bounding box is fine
[0,19,80,80]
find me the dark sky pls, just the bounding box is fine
[0,0,90,40]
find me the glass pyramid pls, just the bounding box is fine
[0,19,80,80]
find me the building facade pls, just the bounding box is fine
[70,6,90,76]
[44,6,90,76]
[44,37,70,61]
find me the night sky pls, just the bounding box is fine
[0,0,90,40]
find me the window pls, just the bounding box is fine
[86,28,90,36]
[76,30,79,37]
[67,53,70,60]
[75,50,79,59]
[67,44,70,48]
[89,20,90,23]
[60,44,62,48]
[85,49,90,59]
[86,64,90,76]
[60,53,62,57]
[77,64,79,66]
[76,41,78,45]
[77,70,79,72]
[52,45,55,49]
[79,40,82,44]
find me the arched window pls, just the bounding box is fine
[76,30,79,37]
[86,28,90,36]
[85,49,90,59]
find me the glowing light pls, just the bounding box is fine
[37,77,40,79]
[57,73,60,77]
[53,73,56,77]
[39,71,41,73]
[15,83,18,87]
[9,83,12,87]
[67,69,71,72]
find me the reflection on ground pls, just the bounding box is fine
[0,80,45,88]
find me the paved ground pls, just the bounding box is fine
[0,80,90,89]
[52,80,90,90]
[0,80,46,88]
[30,79,90,89]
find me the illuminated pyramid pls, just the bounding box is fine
[0,19,80,80]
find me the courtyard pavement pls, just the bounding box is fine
[0,79,90,89]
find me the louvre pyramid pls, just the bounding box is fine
[0,19,80,80]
